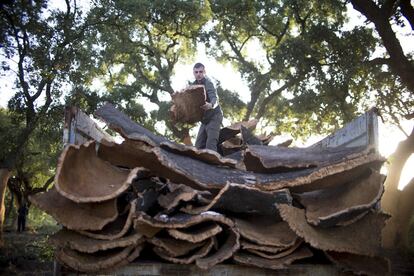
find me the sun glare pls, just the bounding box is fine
[378,120,414,190]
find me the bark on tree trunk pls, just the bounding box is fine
[0,168,12,247]
[381,127,414,249]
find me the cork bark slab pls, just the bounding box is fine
[55,141,139,203]
[246,239,302,259]
[160,141,237,168]
[95,103,168,145]
[98,140,155,170]
[78,199,137,240]
[29,187,117,231]
[243,145,370,173]
[257,133,276,145]
[234,217,298,247]
[56,245,135,273]
[167,223,223,243]
[277,204,389,256]
[181,183,291,217]
[158,184,204,211]
[49,228,144,253]
[99,138,383,193]
[196,228,240,269]
[240,239,287,254]
[240,125,263,145]
[233,246,313,270]
[99,140,204,190]
[134,211,234,229]
[325,251,390,276]
[267,153,385,192]
[220,137,243,156]
[218,119,258,144]
[116,243,145,266]
[153,237,214,264]
[297,170,385,227]
[148,236,206,257]
[170,85,206,124]
[153,146,384,192]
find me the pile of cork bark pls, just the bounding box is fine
[30,103,390,274]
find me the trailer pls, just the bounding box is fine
[53,106,385,275]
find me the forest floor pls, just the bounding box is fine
[0,225,56,275]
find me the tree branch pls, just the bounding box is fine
[351,0,414,92]
[399,0,414,30]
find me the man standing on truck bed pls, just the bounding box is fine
[192,62,223,152]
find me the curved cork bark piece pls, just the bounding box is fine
[235,217,298,247]
[240,239,286,254]
[167,223,223,243]
[196,228,240,270]
[263,153,385,192]
[148,236,205,257]
[100,137,383,193]
[218,119,258,144]
[257,133,276,145]
[78,199,137,240]
[95,103,168,145]
[49,228,144,253]
[56,245,135,273]
[98,140,156,170]
[107,243,146,272]
[29,187,117,231]
[220,137,243,156]
[155,146,384,192]
[134,211,234,229]
[55,141,139,203]
[297,170,385,227]
[246,239,302,259]
[160,141,237,168]
[153,237,215,264]
[100,136,384,194]
[336,210,370,226]
[181,183,291,217]
[325,251,390,276]
[277,204,389,256]
[240,125,262,145]
[158,183,200,211]
[244,145,371,173]
[233,246,313,270]
[169,85,206,124]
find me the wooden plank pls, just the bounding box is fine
[63,106,114,146]
[310,108,378,151]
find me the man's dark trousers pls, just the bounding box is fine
[195,110,223,152]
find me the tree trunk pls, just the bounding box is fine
[4,188,14,226]
[381,127,414,249]
[0,169,12,247]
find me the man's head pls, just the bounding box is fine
[193,62,205,81]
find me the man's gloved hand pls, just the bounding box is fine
[200,102,213,110]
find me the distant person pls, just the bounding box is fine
[192,62,223,152]
[17,201,28,232]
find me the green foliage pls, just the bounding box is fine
[205,0,413,137]
[70,0,214,138]
[28,206,59,234]
[217,84,247,122]
[0,108,22,164]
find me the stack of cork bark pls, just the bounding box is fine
[30,103,390,275]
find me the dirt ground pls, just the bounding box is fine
[0,227,55,275]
